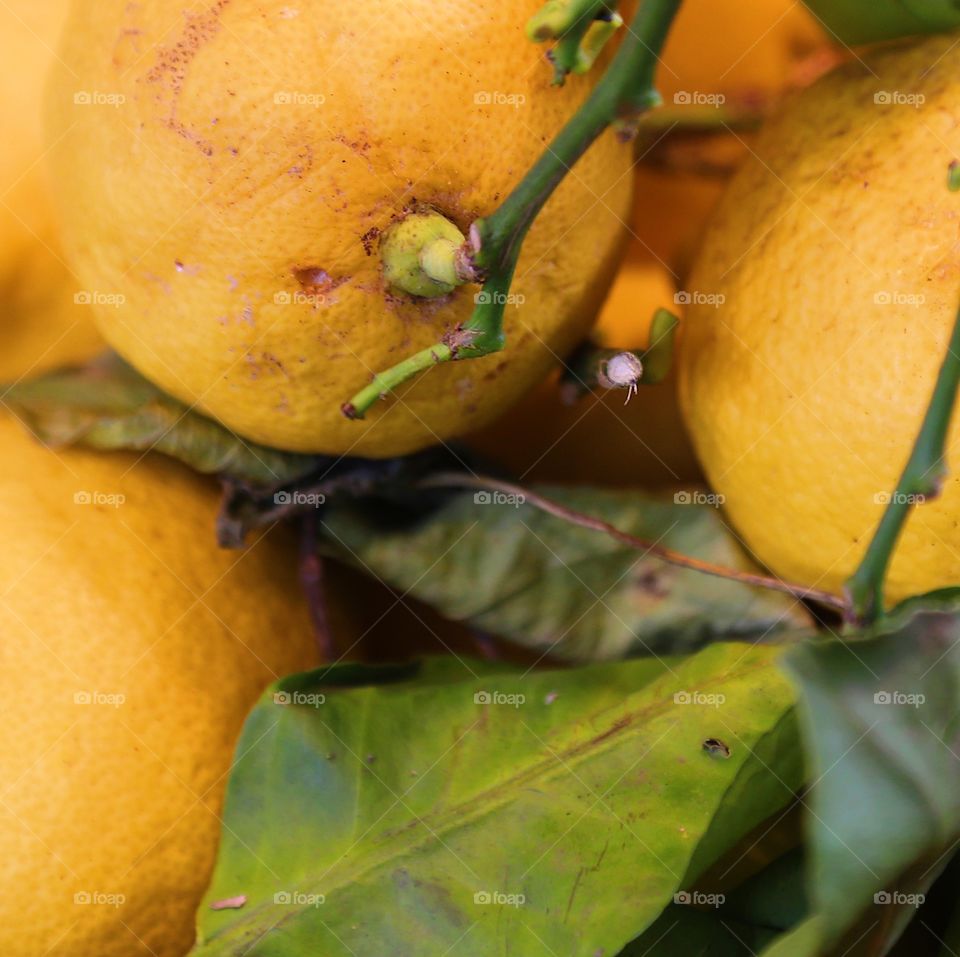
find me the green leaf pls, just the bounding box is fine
[193,644,802,956]
[320,486,811,661]
[621,849,808,956]
[781,607,960,952]
[620,905,770,956]
[2,352,321,485]
[722,847,808,933]
[758,917,823,957]
[803,0,960,44]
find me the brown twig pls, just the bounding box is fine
[470,629,502,661]
[299,514,335,660]
[420,473,848,613]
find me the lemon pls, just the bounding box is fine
[657,0,824,110]
[633,0,829,281]
[0,0,101,381]
[680,34,960,603]
[629,167,727,285]
[0,416,319,955]
[46,0,633,458]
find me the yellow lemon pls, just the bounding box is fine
[0,1,66,251]
[46,0,633,458]
[657,0,825,110]
[0,416,319,955]
[629,167,727,287]
[0,0,101,382]
[632,0,831,281]
[680,35,960,604]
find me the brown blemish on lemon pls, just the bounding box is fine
[144,0,231,155]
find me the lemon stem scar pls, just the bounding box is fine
[380,210,476,298]
[344,0,683,420]
[598,351,644,402]
[845,299,960,627]
[600,308,678,389]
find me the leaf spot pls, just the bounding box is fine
[702,738,731,759]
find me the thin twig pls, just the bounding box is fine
[299,514,335,659]
[420,472,847,612]
[470,629,502,661]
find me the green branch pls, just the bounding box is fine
[477,0,681,264]
[344,0,684,420]
[845,301,960,625]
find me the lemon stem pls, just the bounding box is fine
[527,1,622,84]
[344,0,682,420]
[845,299,960,626]
[949,160,960,192]
[639,309,682,384]
[562,308,679,398]
[342,343,454,420]
[572,14,624,76]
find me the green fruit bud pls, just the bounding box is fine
[380,209,468,298]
